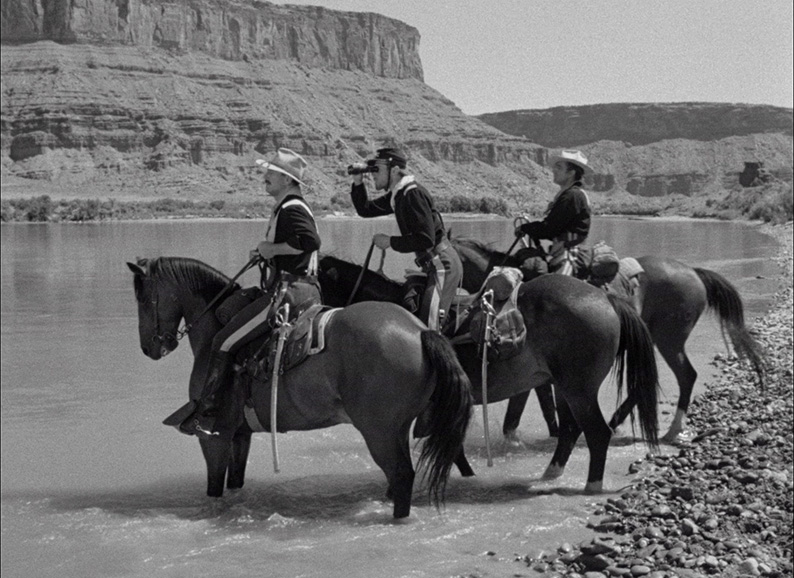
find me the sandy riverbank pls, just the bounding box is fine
[510,222,793,577]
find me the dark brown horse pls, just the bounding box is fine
[451,236,766,442]
[128,257,472,519]
[319,255,660,493]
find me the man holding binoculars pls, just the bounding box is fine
[347,148,462,331]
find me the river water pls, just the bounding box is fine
[0,216,779,578]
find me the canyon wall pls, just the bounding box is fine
[1,0,791,204]
[1,0,424,80]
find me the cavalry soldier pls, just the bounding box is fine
[181,148,322,438]
[349,147,462,331]
[515,149,592,275]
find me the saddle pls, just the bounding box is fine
[241,303,339,382]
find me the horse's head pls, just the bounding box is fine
[127,257,183,360]
[451,236,546,292]
[318,254,404,306]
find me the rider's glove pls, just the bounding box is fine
[516,221,542,239]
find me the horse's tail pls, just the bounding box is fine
[606,293,660,449]
[694,267,766,387]
[417,330,473,508]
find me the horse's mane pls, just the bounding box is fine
[148,257,234,301]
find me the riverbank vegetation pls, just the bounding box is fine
[1,182,791,224]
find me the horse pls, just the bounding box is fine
[127,257,473,519]
[450,236,766,442]
[318,254,660,493]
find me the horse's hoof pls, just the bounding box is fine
[542,465,564,480]
[503,431,524,449]
[584,481,603,494]
[662,429,693,445]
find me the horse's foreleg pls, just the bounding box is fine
[536,382,559,437]
[543,396,581,481]
[503,390,529,443]
[199,437,233,497]
[454,445,475,477]
[226,429,252,490]
[504,384,559,443]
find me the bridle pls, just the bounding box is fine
[145,256,260,353]
[148,277,184,353]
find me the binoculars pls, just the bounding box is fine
[347,163,379,175]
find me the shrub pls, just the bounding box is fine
[329,192,352,209]
[25,195,53,222]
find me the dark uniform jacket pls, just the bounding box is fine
[350,177,445,255]
[268,194,321,277]
[524,184,591,244]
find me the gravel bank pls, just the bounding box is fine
[520,223,793,578]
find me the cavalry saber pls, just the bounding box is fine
[480,290,495,467]
[270,303,290,473]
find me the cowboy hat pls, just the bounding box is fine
[549,149,593,176]
[255,148,308,185]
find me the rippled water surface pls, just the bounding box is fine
[1,217,779,578]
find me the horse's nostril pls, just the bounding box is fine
[142,346,149,356]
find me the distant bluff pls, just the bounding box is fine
[479,103,793,197]
[0,0,548,203]
[478,103,793,147]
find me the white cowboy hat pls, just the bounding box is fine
[549,149,593,176]
[255,148,308,186]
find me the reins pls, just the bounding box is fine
[152,256,260,347]
[347,241,376,306]
[496,215,543,267]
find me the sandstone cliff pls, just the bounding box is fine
[1,0,792,206]
[1,0,553,203]
[1,0,424,80]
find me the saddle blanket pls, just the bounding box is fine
[243,304,341,431]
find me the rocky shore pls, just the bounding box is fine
[520,223,793,578]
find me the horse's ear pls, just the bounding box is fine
[127,258,148,276]
[447,228,452,240]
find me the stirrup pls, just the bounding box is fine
[192,418,220,437]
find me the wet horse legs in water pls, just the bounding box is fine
[543,394,612,493]
[503,382,558,443]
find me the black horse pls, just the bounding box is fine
[451,236,766,442]
[129,257,473,519]
[319,255,660,493]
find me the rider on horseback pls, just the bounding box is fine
[514,150,593,276]
[349,147,462,331]
[180,148,322,439]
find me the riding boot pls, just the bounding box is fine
[179,351,233,438]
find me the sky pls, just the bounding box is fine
[273,0,794,115]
